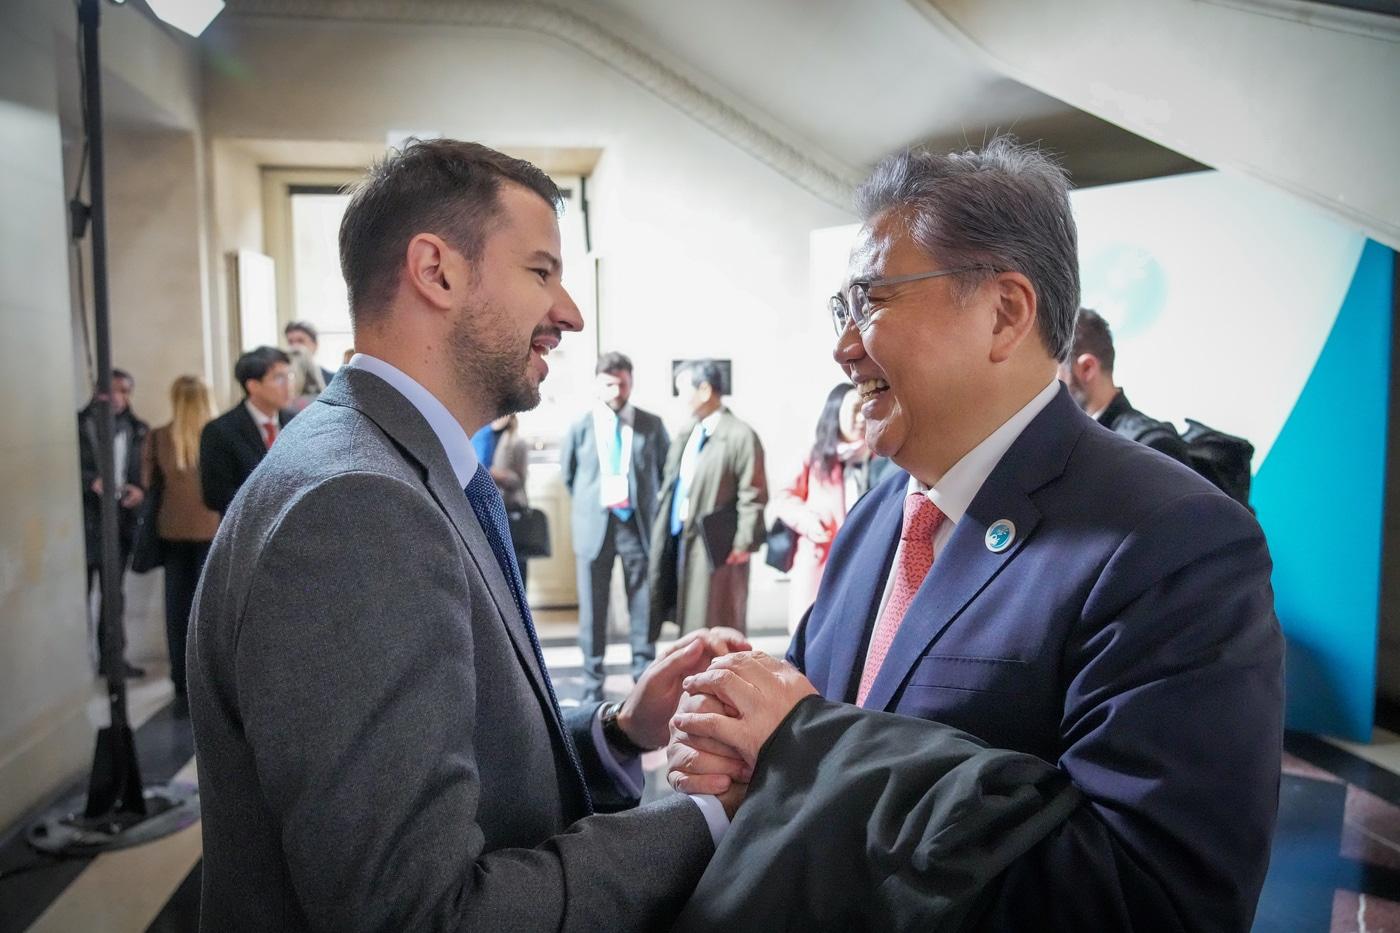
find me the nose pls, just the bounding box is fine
[832,319,865,371]
[553,283,584,333]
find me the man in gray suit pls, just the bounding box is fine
[188,140,744,932]
[562,351,670,702]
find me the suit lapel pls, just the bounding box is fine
[861,386,1087,712]
[316,370,554,710]
[234,405,265,458]
[860,487,1041,712]
[827,479,905,703]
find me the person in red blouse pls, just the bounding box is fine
[772,383,871,630]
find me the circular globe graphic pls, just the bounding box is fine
[1080,244,1168,341]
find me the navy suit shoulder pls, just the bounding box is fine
[792,387,1282,932]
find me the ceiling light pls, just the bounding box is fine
[146,0,224,37]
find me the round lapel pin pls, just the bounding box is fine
[985,519,1016,553]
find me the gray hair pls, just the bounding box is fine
[854,136,1080,361]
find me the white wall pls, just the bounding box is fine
[0,0,99,831]
[922,0,1400,251]
[0,4,209,832]
[202,15,857,625]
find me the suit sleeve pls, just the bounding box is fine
[199,422,238,514]
[976,493,1283,933]
[78,416,98,496]
[731,430,768,553]
[652,419,671,486]
[561,421,581,495]
[234,473,712,932]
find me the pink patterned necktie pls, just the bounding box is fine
[856,492,945,707]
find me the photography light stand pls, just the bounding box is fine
[26,0,198,856]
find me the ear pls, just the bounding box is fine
[988,271,1039,364]
[404,233,466,312]
[1075,353,1101,382]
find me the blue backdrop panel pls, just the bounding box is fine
[1252,240,1395,741]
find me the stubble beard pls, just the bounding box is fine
[449,296,540,422]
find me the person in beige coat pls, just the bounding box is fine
[648,360,767,636]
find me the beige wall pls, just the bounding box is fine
[0,0,98,831]
[202,14,858,623]
[0,0,209,828]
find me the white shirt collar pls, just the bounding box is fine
[594,401,634,426]
[244,400,277,429]
[698,408,724,435]
[911,379,1060,525]
[347,353,479,489]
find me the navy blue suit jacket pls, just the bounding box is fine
[790,385,1283,932]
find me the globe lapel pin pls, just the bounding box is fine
[985,519,1016,553]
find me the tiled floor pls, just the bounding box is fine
[6,628,1400,932]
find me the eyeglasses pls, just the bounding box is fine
[830,266,991,335]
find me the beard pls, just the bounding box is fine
[448,297,557,420]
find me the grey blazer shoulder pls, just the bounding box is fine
[562,406,670,561]
[188,367,709,932]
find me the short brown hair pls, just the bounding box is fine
[596,351,634,376]
[338,139,563,324]
[1070,308,1115,373]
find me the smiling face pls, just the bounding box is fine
[447,182,582,419]
[833,211,997,468]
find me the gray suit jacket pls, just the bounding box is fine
[188,367,711,932]
[561,406,670,561]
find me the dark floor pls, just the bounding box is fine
[7,666,1400,930]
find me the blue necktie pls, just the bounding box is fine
[610,416,633,523]
[464,464,593,814]
[669,425,709,537]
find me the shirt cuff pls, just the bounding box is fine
[589,706,644,798]
[688,794,731,849]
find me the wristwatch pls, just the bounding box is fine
[600,701,649,757]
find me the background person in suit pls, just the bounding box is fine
[472,413,533,587]
[669,138,1283,932]
[77,366,148,677]
[562,351,671,702]
[772,382,870,631]
[285,319,337,387]
[648,360,767,637]
[141,375,220,713]
[189,139,746,932]
[1059,306,1190,464]
[199,346,292,515]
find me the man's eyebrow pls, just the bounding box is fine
[527,250,561,272]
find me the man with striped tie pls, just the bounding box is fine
[667,139,1283,932]
[188,139,744,933]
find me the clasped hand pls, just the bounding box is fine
[666,651,817,813]
[614,627,750,751]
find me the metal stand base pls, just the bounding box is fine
[26,782,199,856]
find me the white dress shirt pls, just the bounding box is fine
[245,400,281,449]
[347,354,727,846]
[674,409,724,525]
[870,379,1061,639]
[592,402,635,509]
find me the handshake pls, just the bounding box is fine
[661,632,818,819]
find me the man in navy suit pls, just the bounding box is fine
[200,346,293,515]
[669,138,1283,931]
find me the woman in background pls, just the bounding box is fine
[773,383,870,631]
[287,346,327,415]
[471,414,533,589]
[142,375,221,713]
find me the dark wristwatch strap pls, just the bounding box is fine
[600,702,649,757]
